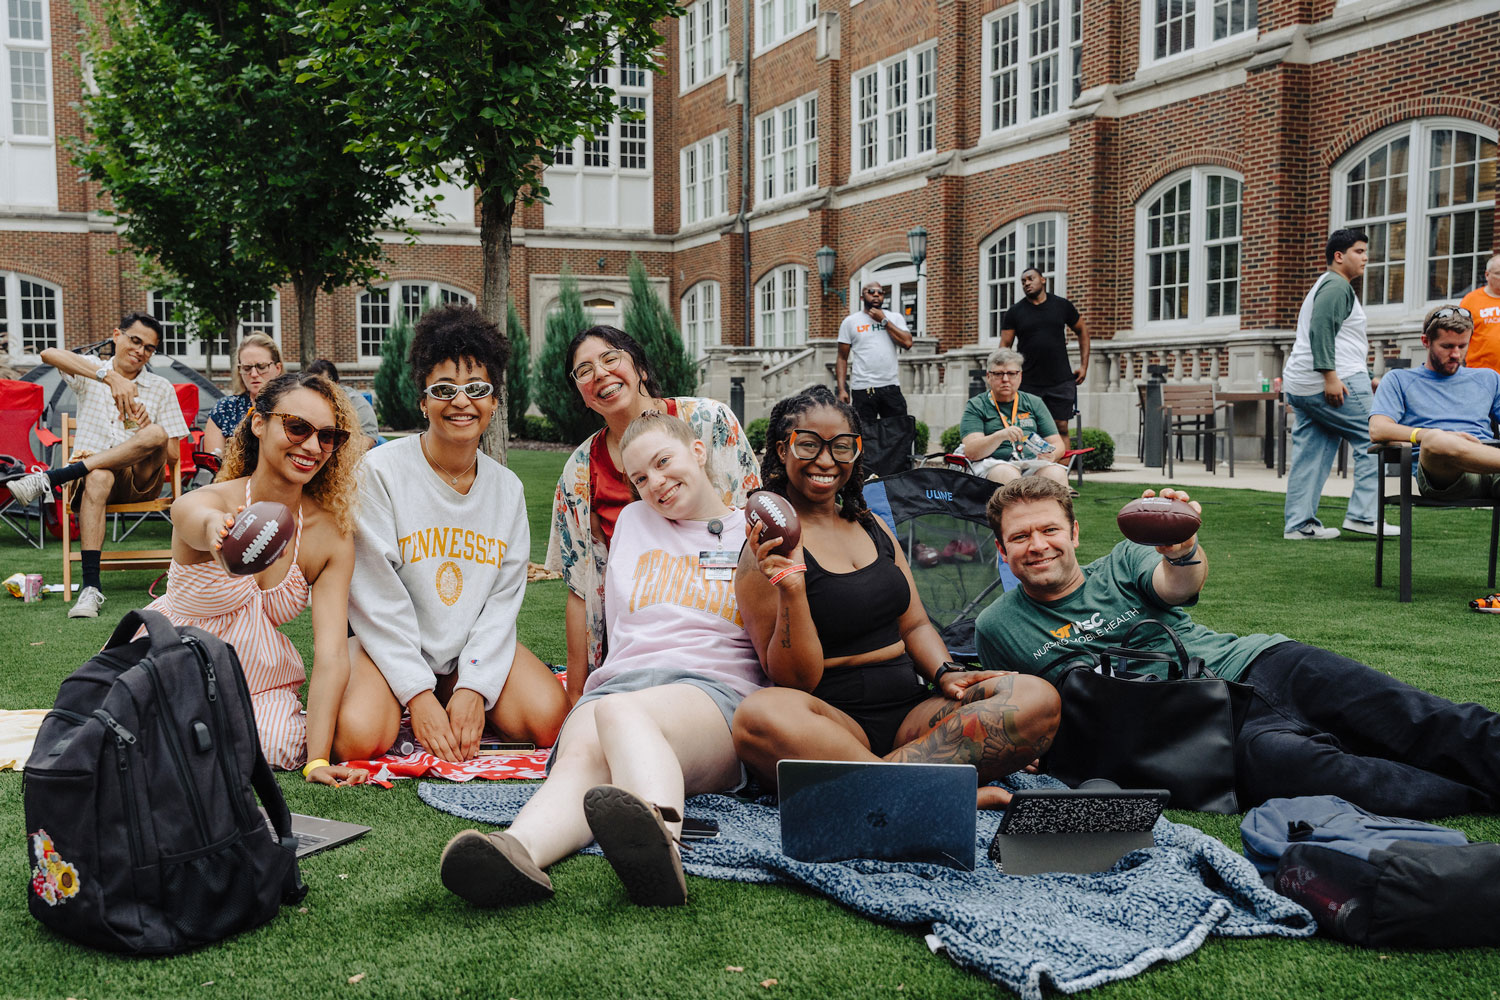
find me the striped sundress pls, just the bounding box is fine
[145,485,310,769]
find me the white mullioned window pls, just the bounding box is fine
[0,271,60,359]
[755,266,808,348]
[554,57,652,173]
[680,0,730,90]
[148,291,280,361]
[1134,166,1243,329]
[984,1,1081,135]
[681,281,720,360]
[1335,119,1497,314]
[757,0,817,51]
[358,282,474,359]
[1142,0,1257,64]
[979,214,1068,343]
[682,131,729,227]
[755,93,818,204]
[0,0,54,208]
[850,43,936,174]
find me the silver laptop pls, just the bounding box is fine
[777,760,977,870]
[260,809,372,859]
[988,787,1168,876]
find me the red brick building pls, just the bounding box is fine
[3,0,1495,447]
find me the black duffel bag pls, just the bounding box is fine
[1044,619,1253,813]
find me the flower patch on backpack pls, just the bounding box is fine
[29,829,79,906]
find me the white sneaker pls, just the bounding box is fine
[1283,524,1341,540]
[4,470,49,506]
[68,586,105,619]
[1342,518,1400,536]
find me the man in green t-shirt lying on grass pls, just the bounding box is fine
[974,476,1500,818]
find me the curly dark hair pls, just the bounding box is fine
[565,325,667,406]
[408,303,511,396]
[758,385,872,524]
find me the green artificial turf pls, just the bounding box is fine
[2,459,1499,999]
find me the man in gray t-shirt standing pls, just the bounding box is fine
[836,281,913,475]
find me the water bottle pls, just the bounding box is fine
[1259,370,1270,393]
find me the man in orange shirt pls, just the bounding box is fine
[1459,254,1500,373]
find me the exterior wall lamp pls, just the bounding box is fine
[907,225,928,279]
[815,245,846,305]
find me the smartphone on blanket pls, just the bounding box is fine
[476,739,537,755]
[681,817,720,840]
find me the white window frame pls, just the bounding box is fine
[978,213,1068,344]
[358,281,474,360]
[1132,166,1244,332]
[1332,117,1498,322]
[550,56,653,175]
[754,266,808,348]
[149,290,282,364]
[983,1,1082,136]
[1138,0,1257,68]
[755,92,818,205]
[680,0,730,92]
[0,270,60,361]
[681,131,730,228]
[849,43,937,176]
[681,281,721,360]
[756,0,818,53]
[0,0,53,209]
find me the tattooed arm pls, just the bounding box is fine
[735,523,826,690]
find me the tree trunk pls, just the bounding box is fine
[294,276,318,370]
[477,191,516,466]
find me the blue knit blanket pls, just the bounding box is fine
[419,774,1314,999]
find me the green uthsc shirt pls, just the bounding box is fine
[958,390,1058,462]
[974,542,1286,684]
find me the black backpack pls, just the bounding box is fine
[24,609,306,954]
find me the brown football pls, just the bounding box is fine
[746,490,802,557]
[1116,496,1200,547]
[219,500,295,575]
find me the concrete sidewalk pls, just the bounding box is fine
[1081,458,1356,498]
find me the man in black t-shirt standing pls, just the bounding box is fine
[1001,268,1089,442]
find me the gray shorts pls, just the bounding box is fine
[1416,462,1500,501]
[545,667,746,775]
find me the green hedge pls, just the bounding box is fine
[746,417,770,453]
[1075,427,1115,471]
[941,424,962,454]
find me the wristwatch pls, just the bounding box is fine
[95,363,111,382]
[932,662,966,687]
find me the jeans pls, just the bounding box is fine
[1236,641,1500,817]
[1283,370,1378,532]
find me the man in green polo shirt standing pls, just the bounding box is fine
[974,476,1500,818]
[958,347,1069,485]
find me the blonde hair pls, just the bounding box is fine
[219,371,364,535]
[229,333,284,395]
[618,411,714,500]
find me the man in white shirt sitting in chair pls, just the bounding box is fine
[5,312,188,618]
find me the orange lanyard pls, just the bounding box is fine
[990,392,1019,429]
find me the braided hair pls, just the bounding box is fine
[759,385,872,524]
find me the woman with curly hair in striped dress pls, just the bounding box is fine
[144,370,368,786]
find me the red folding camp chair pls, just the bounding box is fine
[0,378,51,549]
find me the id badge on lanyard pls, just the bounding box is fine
[699,517,735,581]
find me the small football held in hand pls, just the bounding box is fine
[1116,496,1200,547]
[746,490,802,558]
[220,501,295,575]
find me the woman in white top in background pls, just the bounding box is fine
[341,305,568,763]
[441,412,765,909]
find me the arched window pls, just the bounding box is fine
[681,282,720,360]
[979,213,1067,343]
[358,281,473,359]
[0,271,60,358]
[1333,119,1497,314]
[1134,167,1242,329]
[755,266,807,348]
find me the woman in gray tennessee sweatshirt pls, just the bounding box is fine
[342,305,569,763]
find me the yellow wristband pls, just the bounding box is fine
[302,758,330,779]
[1410,429,1421,445]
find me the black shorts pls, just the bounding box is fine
[1024,380,1077,423]
[812,654,932,756]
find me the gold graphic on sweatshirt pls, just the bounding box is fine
[435,561,463,606]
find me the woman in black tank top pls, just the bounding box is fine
[731,387,1060,809]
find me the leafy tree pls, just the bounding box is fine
[73,0,418,367]
[296,0,680,460]
[374,311,423,431]
[506,297,531,434]
[622,255,696,398]
[533,269,600,444]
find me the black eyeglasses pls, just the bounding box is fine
[569,350,627,384]
[238,362,277,375]
[787,429,862,464]
[987,369,1023,380]
[424,381,494,400]
[267,412,350,453]
[125,333,158,356]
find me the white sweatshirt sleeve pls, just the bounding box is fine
[348,460,435,707]
[452,470,530,708]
